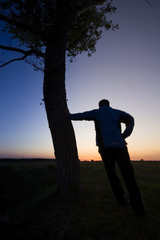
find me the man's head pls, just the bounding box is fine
[99,99,110,108]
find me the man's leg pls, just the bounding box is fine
[99,148,128,205]
[116,147,145,215]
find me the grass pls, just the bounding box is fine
[0,160,160,240]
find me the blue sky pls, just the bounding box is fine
[0,0,160,160]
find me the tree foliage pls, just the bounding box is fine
[0,0,118,69]
[67,3,118,60]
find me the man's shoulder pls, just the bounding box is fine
[110,107,129,115]
[104,106,121,114]
[107,107,131,120]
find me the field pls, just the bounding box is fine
[0,160,160,240]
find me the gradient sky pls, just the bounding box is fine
[0,0,160,160]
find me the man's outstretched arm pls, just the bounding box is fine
[69,111,94,121]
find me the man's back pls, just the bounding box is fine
[70,105,134,148]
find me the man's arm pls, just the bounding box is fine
[69,111,94,121]
[120,112,134,139]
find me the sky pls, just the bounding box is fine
[0,0,160,160]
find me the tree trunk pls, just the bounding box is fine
[43,39,80,197]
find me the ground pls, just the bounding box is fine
[0,160,160,240]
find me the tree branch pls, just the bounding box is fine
[0,44,45,57]
[0,55,27,68]
[76,0,106,16]
[0,44,28,54]
[0,44,45,68]
[25,59,44,72]
[0,14,46,41]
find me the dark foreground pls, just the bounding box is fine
[0,160,160,240]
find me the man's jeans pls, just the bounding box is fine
[99,147,145,215]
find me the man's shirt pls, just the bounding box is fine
[70,106,134,148]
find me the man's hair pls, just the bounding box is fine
[99,99,110,107]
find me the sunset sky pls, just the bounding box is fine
[0,0,160,160]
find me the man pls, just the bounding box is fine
[70,99,145,216]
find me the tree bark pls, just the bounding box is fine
[43,38,80,197]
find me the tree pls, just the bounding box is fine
[0,0,117,197]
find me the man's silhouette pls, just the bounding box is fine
[70,99,145,216]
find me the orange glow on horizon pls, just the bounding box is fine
[78,151,160,162]
[1,147,160,161]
